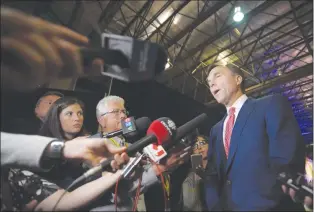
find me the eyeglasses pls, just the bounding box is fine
[193,140,207,150]
[101,109,129,117]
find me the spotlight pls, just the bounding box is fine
[233,7,244,22]
[165,58,173,70]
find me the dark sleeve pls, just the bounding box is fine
[265,94,305,175]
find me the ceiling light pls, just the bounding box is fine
[173,15,180,25]
[233,7,244,22]
[165,58,172,70]
[217,50,229,65]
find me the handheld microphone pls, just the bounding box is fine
[69,117,177,190]
[277,172,313,198]
[103,117,151,138]
[144,113,208,163]
[163,113,209,151]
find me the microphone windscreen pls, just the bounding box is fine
[147,118,176,145]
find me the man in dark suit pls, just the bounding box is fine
[205,64,305,211]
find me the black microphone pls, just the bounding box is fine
[103,117,151,138]
[163,113,209,151]
[68,117,177,191]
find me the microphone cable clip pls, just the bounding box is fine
[121,153,145,179]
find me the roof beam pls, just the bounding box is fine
[134,0,174,38]
[67,1,82,28]
[187,1,309,70]
[120,1,154,35]
[177,0,277,62]
[145,0,190,41]
[165,6,312,84]
[289,1,313,56]
[98,0,125,31]
[164,1,229,48]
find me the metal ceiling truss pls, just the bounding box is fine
[289,0,313,56]
[67,1,83,28]
[261,79,313,98]
[177,0,276,62]
[120,1,154,36]
[164,1,230,49]
[193,2,310,75]
[131,2,154,38]
[135,0,175,38]
[166,1,312,104]
[164,0,279,86]
[145,0,190,42]
[261,40,311,81]
[88,0,125,38]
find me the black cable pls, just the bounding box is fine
[52,170,97,211]
[51,176,84,211]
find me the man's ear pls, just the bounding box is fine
[236,75,243,86]
[97,116,105,128]
[34,106,39,116]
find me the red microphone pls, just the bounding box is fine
[125,117,176,155]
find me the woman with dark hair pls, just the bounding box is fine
[39,97,88,140]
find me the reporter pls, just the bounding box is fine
[39,97,89,140]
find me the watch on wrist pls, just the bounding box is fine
[46,140,65,159]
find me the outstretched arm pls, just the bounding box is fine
[35,171,122,211]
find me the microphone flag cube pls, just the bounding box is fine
[143,144,167,163]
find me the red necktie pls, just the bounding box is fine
[224,107,236,157]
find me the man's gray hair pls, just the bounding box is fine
[96,95,125,118]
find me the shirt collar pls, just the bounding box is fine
[226,94,248,115]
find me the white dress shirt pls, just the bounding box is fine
[223,94,248,144]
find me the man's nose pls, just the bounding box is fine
[209,81,215,88]
[120,111,127,119]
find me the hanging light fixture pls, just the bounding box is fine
[233,7,244,22]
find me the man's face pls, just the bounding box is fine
[98,101,127,133]
[35,95,61,120]
[207,66,241,106]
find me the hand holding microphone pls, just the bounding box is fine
[148,113,209,175]
[279,172,313,210]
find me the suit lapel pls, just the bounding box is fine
[225,98,256,174]
[215,116,226,178]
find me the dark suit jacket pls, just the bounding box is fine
[205,94,305,211]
